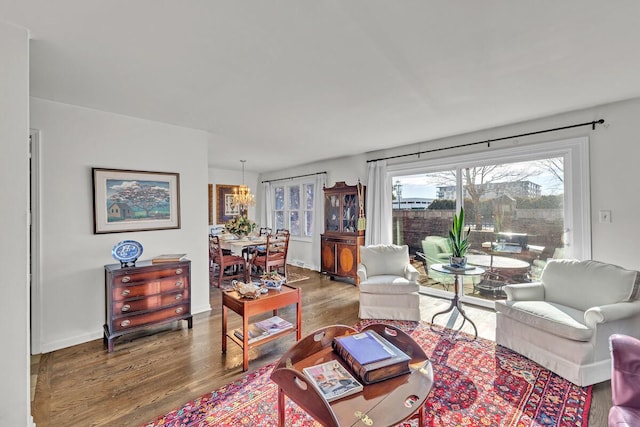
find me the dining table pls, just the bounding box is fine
[219,236,268,259]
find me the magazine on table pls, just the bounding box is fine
[233,324,269,343]
[254,315,293,335]
[303,360,363,402]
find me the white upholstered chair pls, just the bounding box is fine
[357,244,422,321]
[495,258,640,386]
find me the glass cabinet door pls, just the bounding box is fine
[342,194,357,232]
[325,194,340,232]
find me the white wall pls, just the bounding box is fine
[0,20,32,427]
[259,98,640,272]
[30,97,211,353]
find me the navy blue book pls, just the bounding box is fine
[334,331,394,365]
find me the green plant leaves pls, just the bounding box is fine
[448,207,470,257]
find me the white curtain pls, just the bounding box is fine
[261,181,273,229]
[365,160,392,245]
[311,173,327,270]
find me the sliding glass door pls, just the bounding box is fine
[389,137,590,308]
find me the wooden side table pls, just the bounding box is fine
[270,323,434,427]
[222,283,301,371]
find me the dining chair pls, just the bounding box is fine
[249,230,290,279]
[242,227,272,261]
[210,235,248,287]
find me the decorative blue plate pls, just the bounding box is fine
[112,240,143,263]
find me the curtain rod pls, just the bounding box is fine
[367,119,605,163]
[261,171,327,183]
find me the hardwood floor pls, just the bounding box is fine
[31,266,610,426]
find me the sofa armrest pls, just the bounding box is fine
[404,263,419,282]
[503,282,545,301]
[584,301,640,328]
[357,263,367,282]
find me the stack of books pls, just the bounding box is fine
[151,253,187,264]
[442,264,474,272]
[332,330,411,385]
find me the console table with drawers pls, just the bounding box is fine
[103,260,192,352]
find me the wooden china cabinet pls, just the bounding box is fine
[320,181,366,284]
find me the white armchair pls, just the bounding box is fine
[357,244,422,321]
[495,259,640,386]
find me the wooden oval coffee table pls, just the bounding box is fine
[270,323,434,427]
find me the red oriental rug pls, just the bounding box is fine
[142,320,592,427]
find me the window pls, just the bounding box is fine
[388,137,590,307]
[272,181,315,238]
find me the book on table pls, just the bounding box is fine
[303,360,363,402]
[151,253,187,264]
[233,324,269,343]
[442,264,474,272]
[332,330,411,385]
[254,315,293,335]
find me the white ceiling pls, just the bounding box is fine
[3,1,640,173]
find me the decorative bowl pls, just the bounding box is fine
[261,277,286,290]
[231,280,264,299]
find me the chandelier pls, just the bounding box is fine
[231,160,255,214]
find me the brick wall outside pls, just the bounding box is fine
[393,209,564,259]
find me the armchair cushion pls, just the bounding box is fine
[359,275,419,294]
[360,244,411,277]
[542,259,638,311]
[497,300,592,341]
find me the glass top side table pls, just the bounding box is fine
[430,264,485,339]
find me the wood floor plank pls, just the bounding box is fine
[31,266,608,426]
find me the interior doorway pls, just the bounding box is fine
[30,129,42,355]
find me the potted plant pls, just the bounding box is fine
[448,207,471,268]
[225,215,257,238]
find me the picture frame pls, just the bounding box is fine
[92,168,181,234]
[216,184,240,224]
[208,184,214,225]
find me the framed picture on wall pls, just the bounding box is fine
[216,184,240,224]
[208,184,214,225]
[92,168,181,234]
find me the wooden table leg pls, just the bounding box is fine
[221,306,227,353]
[278,387,286,427]
[296,299,302,341]
[242,314,249,371]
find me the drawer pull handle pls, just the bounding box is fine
[120,319,131,327]
[121,289,130,297]
[175,281,184,287]
[121,276,131,283]
[175,294,183,300]
[175,268,183,275]
[121,304,131,312]
[175,307,183,314]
